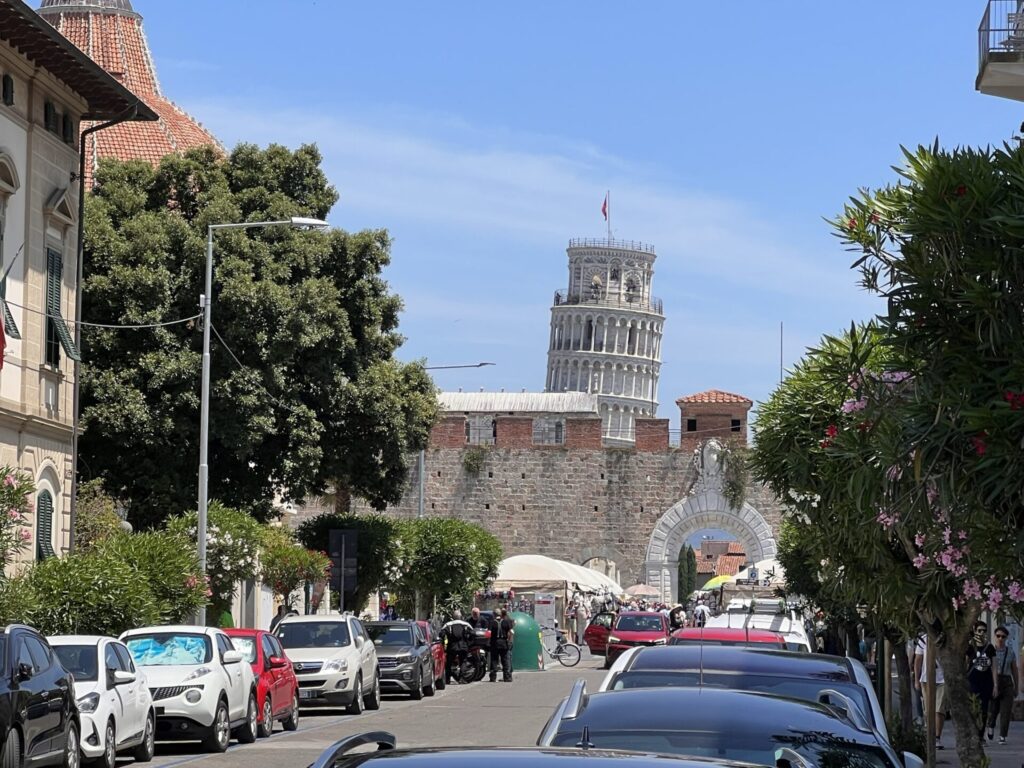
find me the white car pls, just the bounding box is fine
[274,614,380,714]
[49,635,155,768]
[119,626,257,753]
[706,606,813,653]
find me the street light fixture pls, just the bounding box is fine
[197,216,329,626]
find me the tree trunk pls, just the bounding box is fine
[332,482,352,515]
[891,637,914,730]
[936,630,986,768]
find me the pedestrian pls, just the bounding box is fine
[693,600,710,628]
[575,601,589,645]
[669,604,686,631]
[914,634,948,750]
[269,603,289,632]
[986,625,1019,745]
[965,620,996,738]
[489,607,515,682]
[440,610,474,684]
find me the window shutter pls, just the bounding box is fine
[1,75,12,107]
[0,228,16,340]
[44,102,56,133]
[45,250,79,362]
[36,490,56,560]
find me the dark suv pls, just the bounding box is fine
[0,625,79,768]
[363,622,435,699]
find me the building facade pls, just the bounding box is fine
[545,238,664,445]
[0,0,152,567]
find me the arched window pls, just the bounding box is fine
[36,489,56,560]
[554,421,564,444]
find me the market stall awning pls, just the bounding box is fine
[493,554,621,593]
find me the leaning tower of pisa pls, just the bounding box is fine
[545,238,665,445]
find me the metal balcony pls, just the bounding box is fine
[978,1,1024,101]
[568,238,656,255]
[553,288,664,315]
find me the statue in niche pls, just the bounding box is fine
[590,274,604,300]
[693,438,725,494]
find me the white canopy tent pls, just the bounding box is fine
[492,554,622,594]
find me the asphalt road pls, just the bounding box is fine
[142,653,607,768]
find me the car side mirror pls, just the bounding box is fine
[112,670,135,685]
[268,656,289,669]
[902,753,924,768]
[355,636,364,649]
[16,663,32,682]
[222,650,243,664]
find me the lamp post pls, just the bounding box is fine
[197,216,329,626]
[417,362,495,518]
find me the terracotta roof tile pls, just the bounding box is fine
[727,542,745,554]
[695,559,716,574]
[40,4,221,187]
[676,389,753,406]
[715,554,746,577]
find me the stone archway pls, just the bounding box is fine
[643,490,777,604]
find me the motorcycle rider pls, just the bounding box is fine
[441,610,474,683]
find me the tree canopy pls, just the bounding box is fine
[80,144,437,526]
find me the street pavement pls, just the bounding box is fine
[143,655,607,768]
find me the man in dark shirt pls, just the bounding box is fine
[966,620,997,737]
[489,608,515,682]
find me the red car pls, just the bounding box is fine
[669,627,787,649]
[604,612,670,668]
[225,628,300,736]
[583,610,616,656]
[416,620,446,691]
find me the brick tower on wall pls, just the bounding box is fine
[676,389,752,454]
[37,0,220,185]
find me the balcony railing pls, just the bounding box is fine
[553,289,664,315]
[979,1,1024,74]
[568,238,656,255]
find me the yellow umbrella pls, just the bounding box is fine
[702,574,734,590]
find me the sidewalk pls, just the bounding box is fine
[936,728,1020,768]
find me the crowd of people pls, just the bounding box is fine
[439,606,516,683]
[563,592,720,643]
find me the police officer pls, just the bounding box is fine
[441,610,473,683]
[489,608,515,682]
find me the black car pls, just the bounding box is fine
[538,682,915,768]
[0,625,80,768]
[307,730,763,768]
[363,622,435,699]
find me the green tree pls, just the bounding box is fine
[80,145,437,527]
[684,545,697,600]
[260,526,330,607]
[73,479,123,552]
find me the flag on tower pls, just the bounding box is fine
[601,193,608,221]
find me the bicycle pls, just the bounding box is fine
[540,626,582,667]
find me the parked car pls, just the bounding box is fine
[582,611,615,656]
[538,681,921,768]
[49,635,154,768]
[223,629,299,737]
[415,621,446,693]
[597,645,888,743]
[0,625,79,768]
[706,605,812,652]
[364,621,436,699]
[274,614,380,714]
[120,626,257,753]
[602,612,669,668]
[668,627,786,648]
[308,730,765,768]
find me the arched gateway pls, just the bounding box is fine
[643,439,777,603]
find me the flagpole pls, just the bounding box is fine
[607,189,611,241]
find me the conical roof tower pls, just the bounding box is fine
[37,0,221,185]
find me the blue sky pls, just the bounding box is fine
[137,1,1022,427]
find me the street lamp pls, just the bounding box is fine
[197,216,329,626]
[417,362,495,518]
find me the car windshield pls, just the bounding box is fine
[125,633,212,666]
[53,645,98,682]
[276,621,351,649]
[230,636,257,663]
[670,639,787,649]
[550,729,894,767]
[608,671,872,724]
[367,625,413,646]
[615,616,664,632]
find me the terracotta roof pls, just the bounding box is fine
[0,0,156,121]
[676,389,753,406]
[727,542,745,554]
[695,559,715,574]
[38,0,220,185]
[715,554,746,577]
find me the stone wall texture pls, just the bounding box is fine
[348,445,785,587]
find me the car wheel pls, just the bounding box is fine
[257,696,273,738]
[3,729,21,768]
[410,669,424,700]
[364,672,381,711]
[201,700,230,753]
[423,662,435,697]
[132,714,155,763]
[92,721,115,768]
[346,675,364,715]
[62,721,80,768]
[235,694,258,744]
[282,693,299,732]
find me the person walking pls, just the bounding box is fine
[915,634,948,750]
[966,620,997,738]
[986,626,1019,745]
[269,604,290,632]
[489,608,515,682]
[575,601,589,645]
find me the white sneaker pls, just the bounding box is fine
[998,736,1006,745]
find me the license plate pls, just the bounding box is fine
[299,690,317,700]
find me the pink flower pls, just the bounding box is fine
[913,554,929,570]
[18,529,31,541]
[205,589,213,597]
[958,530,967,541]
[971,433,988,456]
[1007,582,1024,603]
[841,398,868,414]
[3,474,15,487]
[7,509,19,520]
[876,509,898,530]
[963,580,982,600]
[986,588,1003,612]
[885,465,903,482]
[914,532,926,547]
[185,575,198,589]
[926,485,939,507]
[942,527,952,545]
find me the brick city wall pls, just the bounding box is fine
[348,440,784,587]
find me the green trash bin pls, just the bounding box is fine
[509,611,545,672]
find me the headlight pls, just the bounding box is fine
[607,636,621,644]
[393,655,414,665]
[77,692,100,713]
[652,638,667,645]
[183,666,212,681]
[322,659,348,674]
